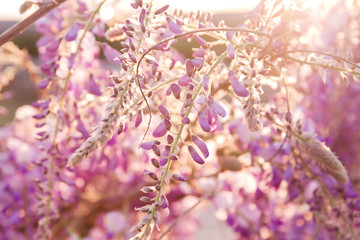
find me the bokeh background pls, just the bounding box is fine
[0,1,259,239]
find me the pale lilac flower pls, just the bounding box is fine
[155,4,169,15]
[160,195,169,209]
[193,50,206,58]
[228,71,249,97]
[166,17,182,34]
[194,34,208,48]
[172,174,187,181]
[208,97,226,118]
[188,146,205,164]
[134,110,142,127]
[198,111,211,132]
[144,170,158,181]
[191,135,209,158]
[167,135,174,144]
[227,44,235,59]
[182,117,190,124]
[202,74,210,91]
[191,58,203,69]
[226,31,234,41]
[152,119,171,138]
[186,59,194,77]
[65,23,80,41]
[160,145,171,166]
[178,74,192,86]
[158,105,170,119]
[37,78,50,89]
[171,83,181,99]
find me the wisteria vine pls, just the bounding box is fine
[1,0,360,239]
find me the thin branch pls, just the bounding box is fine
[285,49,360,70]
[0,0,67,47]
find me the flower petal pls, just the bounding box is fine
[191,135,209,158]
[134,110,142,127]
[198,111,211,132]
[152,120,168,138]
[228,70,249,97]
[155,4,170,14]
[166,17,182,34]
[158,105,170,119]
[172,174,187,181]
[178,74,192,86]
[65,23,80,41]
[227,44,235,59]
[208,97,226,118]
[188,146,205,164]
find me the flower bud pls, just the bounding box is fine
[172,174,187,181]
[166,17,182,34]
[182,117,190,124]
[227,44,235,59]
[140,196,153,202]
[37,78,50,89]
[155,4,169,15]
[152,120,168,138]
[140,187,154,193]
[186,59,195,77]
[128,53,137,63]
[203,74,210,91]
[139,9,146,23]
[167,135,174,144]
[178,74,192,86]
[191,58,204,69]
[65,23,80,41]
[158,105,170,119]
[144,170,158,181]
[194,34,208,48]
[193,49,206,58]
[171,83,181,99]
[226,31,234,41]
[152,144,161,156]
[164,119,171,131]
[134,110,142,127]
[160,195,169,209]
[151,158,160,168]
[303,133,348,183]
[170,155,178,161]
[160,145,171,166]
[140,141,155,150]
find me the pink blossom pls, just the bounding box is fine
[188,146,205,164]
[166,17,182,34]
[65,23,80,41]
[191,135,209,158]
[228,71,249,97]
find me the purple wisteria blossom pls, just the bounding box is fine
[0,0,360,240]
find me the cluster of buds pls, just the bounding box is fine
[301,133,348,183]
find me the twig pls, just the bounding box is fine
[285,49,360,70]
[0,0,67,47]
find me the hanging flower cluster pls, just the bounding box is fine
[1,0,360,239]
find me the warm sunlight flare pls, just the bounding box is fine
[1,0,360,239]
